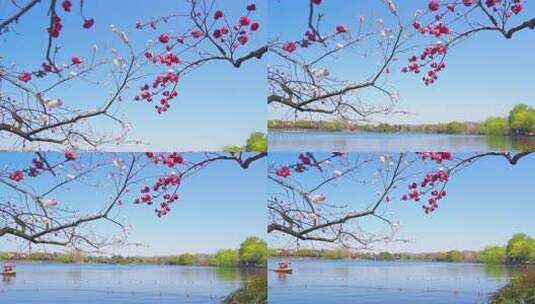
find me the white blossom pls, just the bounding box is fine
[46,98,63,110]
[39,197,58,208]
[120,31,129,44]
[306,193,326,203]
[112,159,124,168]
[387,1,397,13]
[38,114,49,122]
[312,68,330,80]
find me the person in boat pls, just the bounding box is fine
[3,262,15,274]
[278,261,290,269]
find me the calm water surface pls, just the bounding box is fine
[269,131,535,152]
[0,262,264,303]
[268,259,516,304]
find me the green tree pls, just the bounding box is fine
[214,249,238,267]
[110,255,128,265]
[0,252,12,260]
[29,252,50,261]
[294,120,317,129]
[478,246,505,264]
[446,121,468,134]
[267,120,281,129]
[377,251,395,261]
[506,233,535,263]
[318,248,351,259]
[375,123,396,133]
[295,248,318,257]
[509,104,535,135]
[482,117,508,135]
[239,237,267,266]
[442,250,464,262]
[245,132,267,152]
[268,248,281,257]
[223,145,243,153]
[319,121,346,132]
[175,253,198,265]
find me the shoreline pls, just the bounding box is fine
[0,260,267,269]
[269,256,535,266]
[269,128,535,137]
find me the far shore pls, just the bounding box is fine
[269,104,535,136]
[1,260,266,269]
[0,237,267,269]
[270,128,493,135]
[269,123,535,137]
[269,234,535,266]
[268,256,535,266]
[0,252,266,268]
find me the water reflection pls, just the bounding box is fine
[486,136,535,151]
[65,269,83,283]
[276,272,291,282]
[334,266,350,278]
[216,267,238,282]
[2,274,15,284]
[270,132,535,152]
[483,264,509,279]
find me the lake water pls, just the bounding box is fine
[268,259,516,304]
[0,262,264,304]
[269,131,535,152]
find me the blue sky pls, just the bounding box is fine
[0,152,267,256]
[268,0,535,124]
[0,0,267,151]
[268,152,535,253]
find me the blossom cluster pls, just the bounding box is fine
[7,152,77,183]
[275,152,344,178]
[401,152,454,214]
[133,3,260,114]
[52,0,95,39]
[134,152,186,217]
[134,172,181,218]
[406,0,530,85]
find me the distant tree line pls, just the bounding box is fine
[269,247,473,262]
[269,104,535,136]
[270,233,535,265]
[0,237,267,268]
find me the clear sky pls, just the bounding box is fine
[268,0,535,124]
[0,0,267,151]
[0,152,267,256]
[268,152,535,253]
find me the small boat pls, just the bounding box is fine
[274,268,293,274]
[2,262,16,276]
[274,260,293,274]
